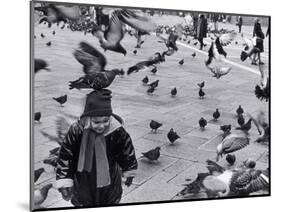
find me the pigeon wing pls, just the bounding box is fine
[245,170,269,193]
[56,116,71,141]
[222,134,250,154]
[205,43,214,65]
[242,36,255,50]
[53,5,81,21]
[219,67,232,76]
[73,42,107,75]
[232,170,252,191]
[118,9,157,33]
[105,11,124,46]
[258,63,267,88]
[219,31,237,46]
[40,130,61,144]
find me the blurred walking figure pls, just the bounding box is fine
[237,16,243,33]
[192,13,199,38]
[95,7,109,31]
[196,14,208,50]
[135,31,145,48]
[213,14,219,32]
[252,18,265,65]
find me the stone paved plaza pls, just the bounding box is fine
[32,14,269,209]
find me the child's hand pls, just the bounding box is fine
[125,176,134,187]
[58,187,73,201]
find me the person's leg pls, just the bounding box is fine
[135,31,142,48]
[252,53,258,65]
[258,52,264,64]
[199,37,203,50]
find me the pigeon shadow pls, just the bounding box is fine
[139,158,161,165]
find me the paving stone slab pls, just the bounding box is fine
[133,155,178,185]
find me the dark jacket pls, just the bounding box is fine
[197,15,208,39]
[56,118,137,206]
[253,22,264,39]
[238,17,243,25]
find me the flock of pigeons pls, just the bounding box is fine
[33,3,270,207]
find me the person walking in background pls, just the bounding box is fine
[252,18,265,65]
[192,13,199,38]
[266,24,270,37]
[237,16,243,33]
[197,14,208,50]
[213,14,219,32]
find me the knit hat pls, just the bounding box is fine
[81,89,112,117]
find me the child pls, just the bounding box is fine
[55,89,138,206]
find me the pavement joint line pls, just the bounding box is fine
[166,169,187,184]
[197,134,220,150]
[135,156,181,186]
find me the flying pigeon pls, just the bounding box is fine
[158,32,180,51]
[255,64,269,102]
[34,168,45,183]
[216,133,250,161]
[205,31,236,66]
[34,184,53,206]
[127,52,165,75]
[40,116,71,146]
[71,42,124,90]
[205,64,232,79]
[197,81,205,88]
[92,9,156,55]
[52,94,67,106]
[240,34,260,62]
[35,59,50,73]
[35,4,81,27]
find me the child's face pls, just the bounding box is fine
[89,116,110,134]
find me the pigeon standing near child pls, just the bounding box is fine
[141,147,161,161]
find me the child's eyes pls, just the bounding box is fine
[92,121,109,124]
